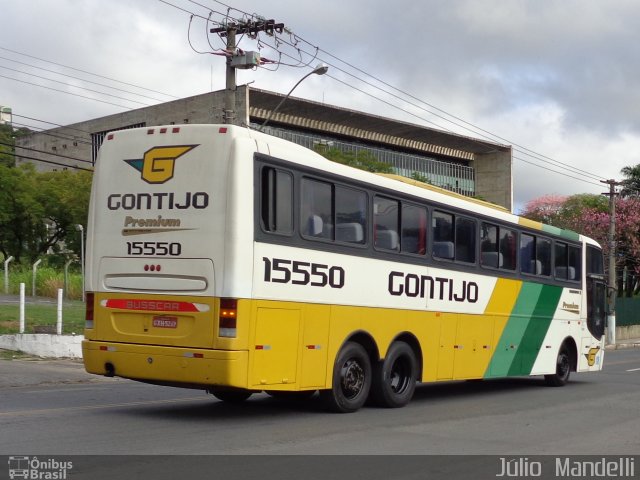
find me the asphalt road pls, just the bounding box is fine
[0,349,639,459]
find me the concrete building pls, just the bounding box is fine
[16,85,513,210]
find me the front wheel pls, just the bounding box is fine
[320,342,372,413]
[370,341,418,408]
[545,345,571,387]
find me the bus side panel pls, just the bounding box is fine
[247,301,330,390]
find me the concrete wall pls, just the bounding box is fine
[472,149,513,211]
[0,334,83,358]
[16,87,249,172]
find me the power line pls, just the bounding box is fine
[10,121,92,145]
[12,114,92,137]
[0,73,137,110]
[0,65,153,107]
[0,141,93,165]
[0,55,171,103]
[1,151,92,171]
[159,1,609,186]
[0,45,178,99]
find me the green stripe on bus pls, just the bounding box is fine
[507,284,563,376]
[484,283,543,378]
[541,224,580,242]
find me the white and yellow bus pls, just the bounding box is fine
[82,124,606,412]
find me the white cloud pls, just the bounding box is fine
[1,0,639,206]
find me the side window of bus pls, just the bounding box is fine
[301,178,367,245]
[536,238,551,276]
[520,233,551,276]
[433,211,454,260]
[301,178,332,239]
[554,242,581,281]
[261,167,293,235]
[432,211,475,263]
[520,233,536,274]
[456,217,476,264]
[480,223,516,270]
[568,245,581,280]
[335,186,367,244]
[587,245,604,275]
[374,196,400,251]
[401,203,427,255]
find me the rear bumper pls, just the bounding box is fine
[82,340,249,389]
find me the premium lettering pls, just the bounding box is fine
[124,215,181,227]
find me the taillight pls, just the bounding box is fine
[218,298,237,338]
[85,292,95,329]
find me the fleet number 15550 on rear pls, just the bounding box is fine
[126,241,182,256]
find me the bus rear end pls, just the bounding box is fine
[82,125,255,391]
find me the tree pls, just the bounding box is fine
[0,164,92,264]
[0,124,15,167]
[0,163,43,262]
[620,163,640,197]
[520,194,568,225]
[314,145,394,173]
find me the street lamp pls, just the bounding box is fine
[76,224,85,302]
[258,63,329,131]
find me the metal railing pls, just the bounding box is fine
[258,125,475,196]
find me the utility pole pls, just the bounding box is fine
[223,25,237,125]
[601,179,622,344]
[211,19,285,126]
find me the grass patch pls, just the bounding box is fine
[0,349,31,360]
[0,301,85,334]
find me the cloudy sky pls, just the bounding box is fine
[1,0,639,211]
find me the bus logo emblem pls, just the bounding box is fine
[125,145,197,184]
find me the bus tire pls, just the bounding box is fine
[544,345,571,387]
[370,341,418,408]
[320,342,371,413]
[209,388,252,403]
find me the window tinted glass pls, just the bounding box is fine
[433,211,454,259]
[374,196,399,251]
[335,186,366,244]
[261,167,292,234]
[555,242,568,279]
[500,228,517,270]
[587,246,604,275]
[480,223,499,267]
[568,245,581,281]
[455,217,476,263]
[537,238,552,276]
[401,203,427,255]
[301,178,332,239]
[520,233,535,274]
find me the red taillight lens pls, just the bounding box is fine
[85,292,95,329]
[219,298,237,338]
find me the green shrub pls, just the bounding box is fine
[2,265,83,300]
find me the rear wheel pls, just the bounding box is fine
[370,341,418,408]
[320,342,371,413]
[209,388,252,403]
[545,345,571,387]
